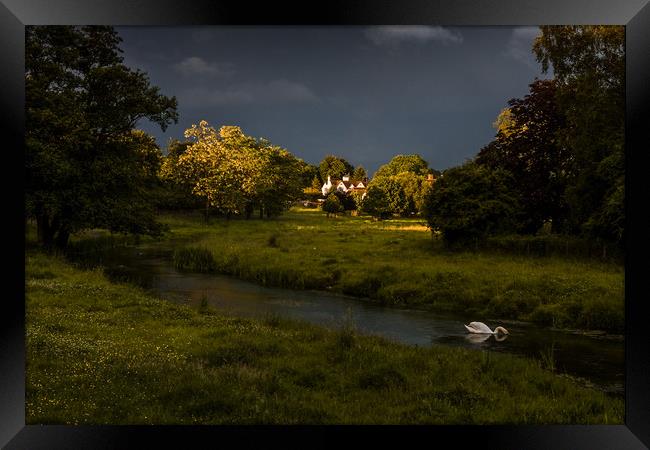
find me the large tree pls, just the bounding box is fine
[352,166,367,181]
[533,26,625,243]
[158,139,202,210]
[176,122,260,221]
[174,121,303,221]
[322,193,344,218]
[364,154,432,217]
[374,154,429,178]
[297,161,321,188]
[476,79,570,234]
[366,176,409,216]
[319,155,354,181]
[254,145,305,218]
[26,26,178,248]
[422,162,522,246]
[360,185,391,220]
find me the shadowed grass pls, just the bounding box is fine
[25,250,623,425]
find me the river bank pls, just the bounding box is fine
[26,250,623,424]
[161,208,624,333]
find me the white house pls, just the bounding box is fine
[321,174,367,196]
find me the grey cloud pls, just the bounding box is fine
[173,57,235,77]
[503,27,540,67]
[365,26,463,46]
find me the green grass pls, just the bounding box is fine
[26,250,623,424]
[162,208,624,333]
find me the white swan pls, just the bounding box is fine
[464,321,509,335]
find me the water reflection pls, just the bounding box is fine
[464,333,508,344]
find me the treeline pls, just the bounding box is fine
[24,26,316,249]
[359,155,438,219]
[25,26,178,249]
[423,26,625,248]
[318,154,440,219]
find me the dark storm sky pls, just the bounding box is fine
[116,26,550,175]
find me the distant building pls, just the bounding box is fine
[321,174,368,197]
[321,172,437,202]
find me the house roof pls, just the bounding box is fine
[322,176,368,195]
[331,178,367,187]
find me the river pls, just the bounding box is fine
[70,242,624,397]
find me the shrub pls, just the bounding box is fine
[322,193,344,217]
[422,162,522,246]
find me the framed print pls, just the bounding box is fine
[3,0,649,448]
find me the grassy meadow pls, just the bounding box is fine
[26,250,623,424]
[165,208,624,333]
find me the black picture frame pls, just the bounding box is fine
[3,0,649,448]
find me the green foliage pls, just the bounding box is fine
[256,146,306,218]
[374,154,429,178]
[331,190,357,211]
[173,247,216,272]
[533,26,624,243]
[177,122,259,218]
[352,166,367,181]
[25,26,178,248]
[297,161,321,189]
[366,155,432,217]
[368,176,409,216]
[157,139,201,210]
[319,155,354,182]
[322,193,344,217]
[422,162,522,246]
[484,234,623,263]
[360,185,392,219]
[170,121,303,220]
[424,26,624,247]
[392,172,430,215]
[469,26,625,245]
[476,79,570,234]
[311,175,322,191]
[350,190,367,212]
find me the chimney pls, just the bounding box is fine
[427,173,435,184]
[342,174,350,182]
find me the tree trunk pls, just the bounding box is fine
[36,212,56,248]
[54,227,70,250]
[36,213,47,244]
[259,206,264,220]
[205,200,210,224]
